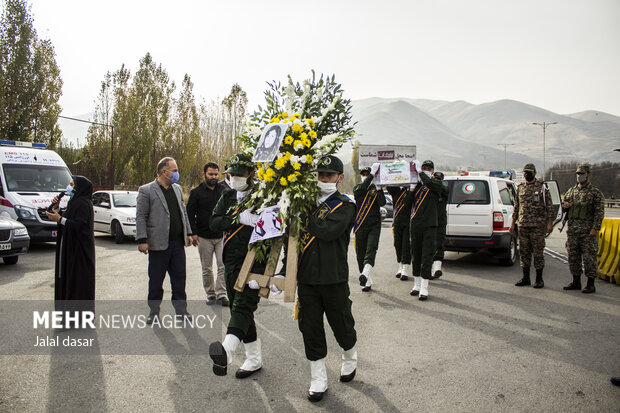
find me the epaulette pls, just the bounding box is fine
[337,193,354,203]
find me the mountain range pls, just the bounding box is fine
[345,98,620,172]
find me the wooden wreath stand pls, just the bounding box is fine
[234,235,298,302]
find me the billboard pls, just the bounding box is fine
[358,145,416,168]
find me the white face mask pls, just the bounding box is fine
[317,181,337,196]
[230,176,249,192]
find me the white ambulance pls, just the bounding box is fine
[0,140,72,242]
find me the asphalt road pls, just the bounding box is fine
[0,218,619,412]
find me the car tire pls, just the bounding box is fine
[498,235,517,266]
[3,255,18,265]
[113,221,125,244]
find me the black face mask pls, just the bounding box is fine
[524,171,535,182]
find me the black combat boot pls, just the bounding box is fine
[533,268,544,289]
[582,277,596,294]
[563,276,581,290]
[515,267,531,286]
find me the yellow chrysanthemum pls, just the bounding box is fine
[288,173,298,182]
[293,140,302,149]
[308,130,317,139]
[306,118,315,127]
[275,157,286,169]
[284,152,292,160]
[291,124,303,133]
[280,177,288,186]
[293,162,301,170]
[305,154,313,164]
[280,112,289,119]
[302,138,311,148]
[269,117,279,124]
[299,132,308,140]
[284,135,294,145]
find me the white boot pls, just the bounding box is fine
[340,347,357,382]
[396,262,403,278]
[432,260,443,279]
[419,278,429,300]
[410,276,421,296]
[210,334,240,376]
[236,338,262,378]
[361,264,372,291]
[402,264,411,278]
[308,358,328,402]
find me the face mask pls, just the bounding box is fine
[577,174,587,184]
[422,170,432,178]
[66,185,74,198]
[230,176,249,192]
[168,171,180,184]
[317,181,337,195]
[524,171,535,182]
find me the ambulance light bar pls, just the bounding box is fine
[0,140,47,148]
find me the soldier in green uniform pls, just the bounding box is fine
[431,171,449,279]
[297,155,358,402]
[409,160,444,300]
[562,164,604,294]
[510,163,554,288]
[208,153,268,378]
[354,163,386,292]
[386,185,414,280]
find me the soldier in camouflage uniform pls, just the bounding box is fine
[562,164,604,294]
[509,163,554,288]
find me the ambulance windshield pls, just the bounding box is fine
[3,164,72,192]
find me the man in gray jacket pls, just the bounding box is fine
[136,157,194,324]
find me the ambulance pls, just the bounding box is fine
[0,140,72,241]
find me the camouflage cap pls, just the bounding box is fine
[359,167,371,174]
[316,155,344,174]
[433,171,444,180]
[576,164,591,173]
[523,163,536,172]
[422,160,434,169]
[224,153,254,174]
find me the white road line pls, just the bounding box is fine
[544,247,568,264]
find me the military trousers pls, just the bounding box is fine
[224,265,260,343]
[393,223,411,264]
[518,226,546,269]
[354,222,381,272]
[434,222,447,262]
[297,282,357,361]
[566,224,599,279]
[411,225,437,280]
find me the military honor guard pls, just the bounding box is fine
[561,164,604,294]
[297,155,358,402]
[509,163,554,288]
[353,163,386,291]
[208,153,273,378]
[431,171,449,279]
[409,160,444,300]
[386,185,414,280]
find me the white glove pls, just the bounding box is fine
[239,210,260,227]
[248,280,260,290]
[370,163,380,176]
[270,274,285,296]
[413,160,422,172]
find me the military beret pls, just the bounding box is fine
[523,163,536,172]
[422,160,434,169]
[225,153,254,174]
[433,171,444,180]
[316,155,344,174]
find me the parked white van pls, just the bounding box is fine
[0,140,72,241]
[443,176,561,266]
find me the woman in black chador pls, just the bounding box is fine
[46,175,96,311]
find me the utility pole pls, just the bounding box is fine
[497,143,515,170]
[58,115,115,188]
[532,122,558,180]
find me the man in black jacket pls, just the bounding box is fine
[187,162,228,306]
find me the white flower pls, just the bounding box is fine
[294,142,304,151]
[289,154,300,164]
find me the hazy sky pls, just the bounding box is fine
[28,0,620,119]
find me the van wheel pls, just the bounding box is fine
[498,236,517,266]
[3,256,18,265]
[113,221,125,244]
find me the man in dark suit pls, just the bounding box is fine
[136,157,194,324]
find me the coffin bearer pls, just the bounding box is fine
[409,160,444,300]
[386,185,413,280]
[354,163,386,292]
[208,153,268,378]
[431,171,449,279]
[297,155,358,402]
[562,164,604,294]
[136,157,194,324]
[187,162,228,306]
[510,163,554,288]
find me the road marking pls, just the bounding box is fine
[544,247,568,264]
[252,380,274,413]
